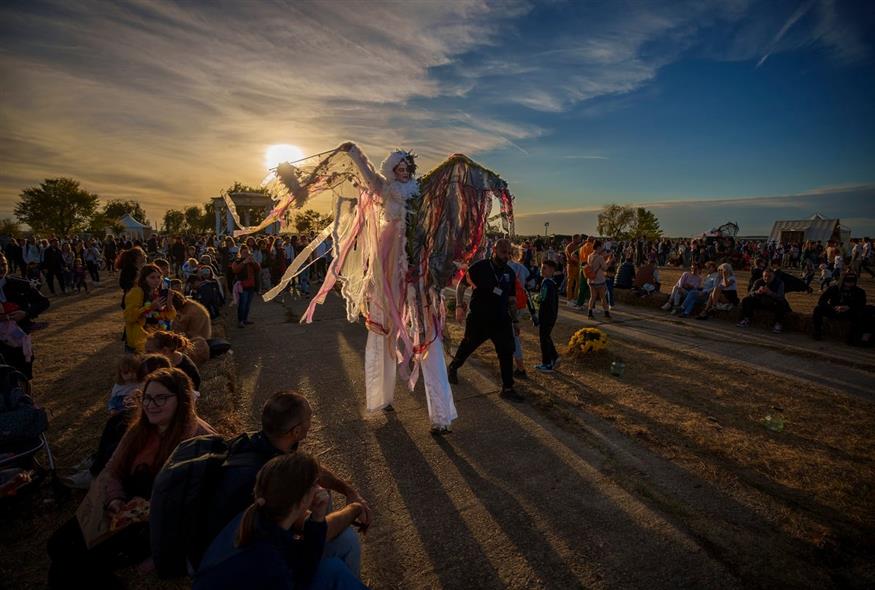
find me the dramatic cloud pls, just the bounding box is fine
[0,0,871,227]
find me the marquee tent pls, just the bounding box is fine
[768,214,845,244]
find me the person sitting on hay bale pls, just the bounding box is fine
[812,272,866,344]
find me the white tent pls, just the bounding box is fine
[116,213,150,240]
[768,214,844,244]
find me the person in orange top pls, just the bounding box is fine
[564,234,582,301]
[573,236,595,308]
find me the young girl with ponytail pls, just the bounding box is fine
[194,453,367,589]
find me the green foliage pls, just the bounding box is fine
[596,204,635,238]
[221,181,269,197]
[293,209,333,234]
[629,207,663,239]
[184,206,205,233]
[15,177,99,236]
[163,209,186,234]
[0,218,21,235]
[103,199,148,226]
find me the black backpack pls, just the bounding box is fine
[149,434,260,578]
[0,364,47,444]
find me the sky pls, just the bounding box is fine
[1,0,874,236]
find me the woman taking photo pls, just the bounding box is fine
[48,368,215,588]
[195,453,366,590]
[231,245,260,328]
[124,264,175,353]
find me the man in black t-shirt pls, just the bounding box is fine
[449,238,523,401]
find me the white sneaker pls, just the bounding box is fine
[660,302,672,311]
[715,303,733,311]
[773,323,783,334]
[670,308,679,315]
[567,301,579,308]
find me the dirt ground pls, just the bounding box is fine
[2,277,874,589]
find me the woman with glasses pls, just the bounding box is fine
[48,368,215,588]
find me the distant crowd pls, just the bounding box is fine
[491,233,872,344]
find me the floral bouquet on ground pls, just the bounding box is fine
[567,327,608,356]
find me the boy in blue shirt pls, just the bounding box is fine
[535,260,560,372]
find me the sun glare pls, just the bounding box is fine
[264,144,305,170]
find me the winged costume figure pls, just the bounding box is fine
[226,142,514,432]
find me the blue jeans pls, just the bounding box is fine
[324,526,361,577]
[306,557,367,589]
[605,277,614,307]
[237,289,254,323]
[681,290,707,316]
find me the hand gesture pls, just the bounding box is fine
[348,492,372,526]
[309,487,330,521]
[106,499,125,516]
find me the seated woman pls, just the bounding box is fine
[679,261,718,318]
[145,330,202,391]
[697,263,739,319]
[195,453,367,590]
[48,368,215,588]
[124,264,175,353]
[170,291,212,341]
[661,262,701,313]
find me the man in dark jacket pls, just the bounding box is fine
[0,253,50,378]
[42,238,66,295]
[535,259,559,372]
[738,268,790,333]
[449,238,521,401]
[196,391,370,575]
[812,273,866,343]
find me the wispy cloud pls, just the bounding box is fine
[0,0,541,221]
[562,155,609,160]
[756,0,815,68]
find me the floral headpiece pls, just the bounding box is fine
[380,149,417,181]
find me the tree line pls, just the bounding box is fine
[6,177,333,237]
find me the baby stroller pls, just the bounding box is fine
[0,358,56,498]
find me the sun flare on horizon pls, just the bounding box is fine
[264,144,305,171]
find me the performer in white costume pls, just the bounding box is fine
[226,142,515,434]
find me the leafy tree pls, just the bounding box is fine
[103,199,149,226]
[596,204,634,238]
[629,207,662,239]
[0,218,21,235]
[163,209,186,234]
[184,206,205,233]
[293,209,332,234]
[15,177,99,236]
[221,181,269,197]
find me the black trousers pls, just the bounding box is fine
[87,261,100,282]
[452,313,515,389]
[539,321,557,365]
[741,295,789,323]
[812,304,861,343]
[45,267,65,294]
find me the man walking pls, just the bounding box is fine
[449,238,523,401]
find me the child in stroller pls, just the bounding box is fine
[0,359,55,498]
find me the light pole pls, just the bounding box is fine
[544,221,550,237]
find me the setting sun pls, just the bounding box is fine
[264,143,305,171]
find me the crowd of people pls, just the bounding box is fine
[490,232,872,345]
[0,229,370,588]
[0,224,870,588]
